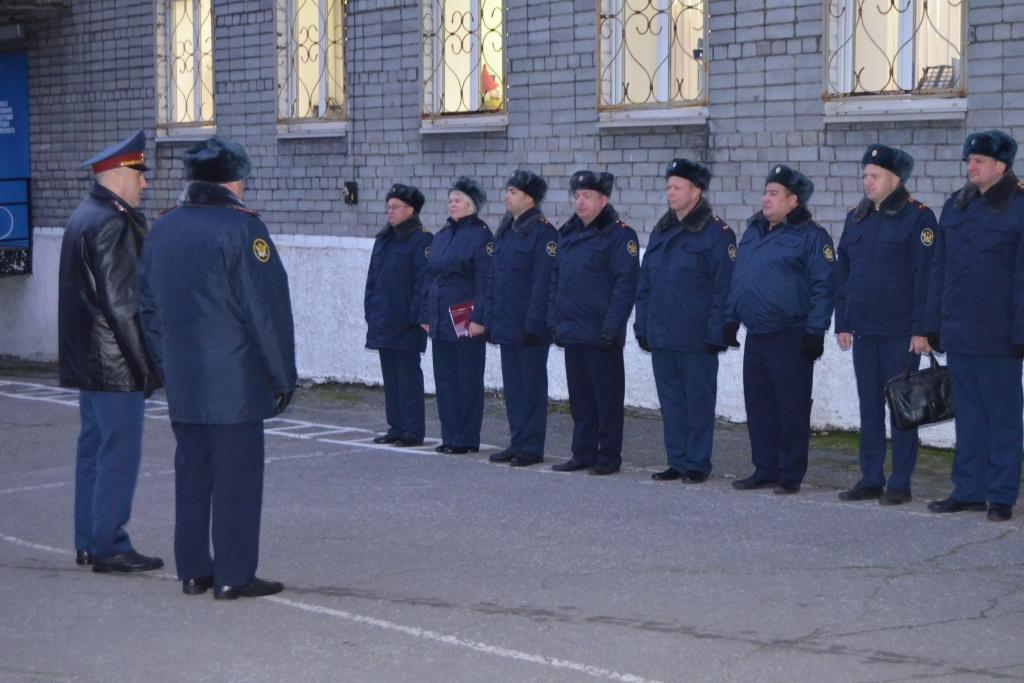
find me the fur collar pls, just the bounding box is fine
[747,204,813,231]
[653,197,713,234]
[954,172,1020,213]
[376,215,423,240]
[179,180,247,210]
[560,203,619,235]
[851,184,910,222]
[496,206,544,238]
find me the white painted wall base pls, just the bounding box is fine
[0,228,961,447]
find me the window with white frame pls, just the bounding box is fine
[597,0,707,111]
[156,0,215,127]
[277,0,346,122]
[825,0,964,97]
[421,0,505,116]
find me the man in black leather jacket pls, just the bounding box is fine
[57,129,164,574]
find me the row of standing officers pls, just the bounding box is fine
[366,129,1024,522]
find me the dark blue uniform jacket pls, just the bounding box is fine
[485,207,559,344]
[926,173,1024,356]
[364,216,432,352]
[138,181,297,424]
[725,205,836,335]
[634,199,737,351]
[421,213,493,342]
[547,204,641,347]
[835,185,937,336]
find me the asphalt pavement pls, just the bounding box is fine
[1,366,1022,683]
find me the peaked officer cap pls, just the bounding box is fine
[861,144,914,182]
[386,183,425,213]
[665,158,711,191]
[569,170,615,197]
[80,129,149,173]
[449,176,486,212]
[183,136,252,183]
[765,164,814,205]
[506,169,547,203]
[962,130,1017,168]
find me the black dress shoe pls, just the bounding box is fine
[681,470,709,483]
[213,577,284,600]
[393,438,424,447]
[838,485,883,501]
[651,467,681,481]
[551,460,591,472]
[732,474,777,490]
[182,575,214,595]
[927,497,987,513]
[373,434,399,444]
[509,453,544,467]
[879,489,912,506]
[489,448,516,463]
[443,446,479,455]
[75,550,92,566]
[92,549,164,573]
[434,444,450,453]
[590,464,620,476]
[987,503,1013,522]
[774,482,800,495]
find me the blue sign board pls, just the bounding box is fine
[0,50,31,275]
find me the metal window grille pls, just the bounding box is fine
[597,0,708,111]
[824,0,965,97]
[277,0,346,121]
[421,0,505,116]
[157,0,215,126]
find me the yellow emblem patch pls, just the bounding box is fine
[627,240,639,257]
[486,242,495,256]
[253,238,271,263]
[920,228,934,247]
[546,241,557,257]
[728,244,737,262]
[823,245,835,263]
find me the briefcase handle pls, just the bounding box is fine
[901,351,940,378]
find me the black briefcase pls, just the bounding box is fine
[884,352,954,431]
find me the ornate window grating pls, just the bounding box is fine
[421,0,505,117]
[156,0,215,127]
[597,0,708,111]
[277,0,346,122]
[824,0,965,98]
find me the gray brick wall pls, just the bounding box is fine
[10,0,1024,243]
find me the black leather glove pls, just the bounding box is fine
[1014,345,1024,360]
[601,335,616,352]
[273,391,293,416]
[927,332,942,353]
[723,322,740,348]
[799,333,825,361]
[522,332,540,347]
[705,343,726,355]
[636,335,651,352]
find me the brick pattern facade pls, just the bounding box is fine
[8,0,1024,242]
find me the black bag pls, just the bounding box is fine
[884,352,954,431]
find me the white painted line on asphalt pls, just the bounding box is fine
[0,481,73,495]
[268,595,664,683]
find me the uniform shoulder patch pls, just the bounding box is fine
[546,240,557,257]
[822,244,836,263]
[626,239,639,257]
[253,238,271,263]
[920,227,935,247]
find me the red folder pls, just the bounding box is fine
[448,300,475,338]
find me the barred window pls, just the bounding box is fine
[156,0,215,127]
[421,0,505,116]
[825,0,965,97]
[277,0,346,122]
[598,0,708,111]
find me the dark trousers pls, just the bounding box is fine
[852,335,920,492]
[652,349,718,476]
[499,342,550,456]
[947,353,1023,507]
[379,348,426,441]
[743,329,814,485]
[432,338,486,449]
[74,391,144,557]
[564,343,625,467]
[171,421,265,587]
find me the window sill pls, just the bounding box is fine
[823,96,966,124]
[277,120,349,139]
[596,106,708,129]
[155,124,217,143]
[420,113,507,135]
